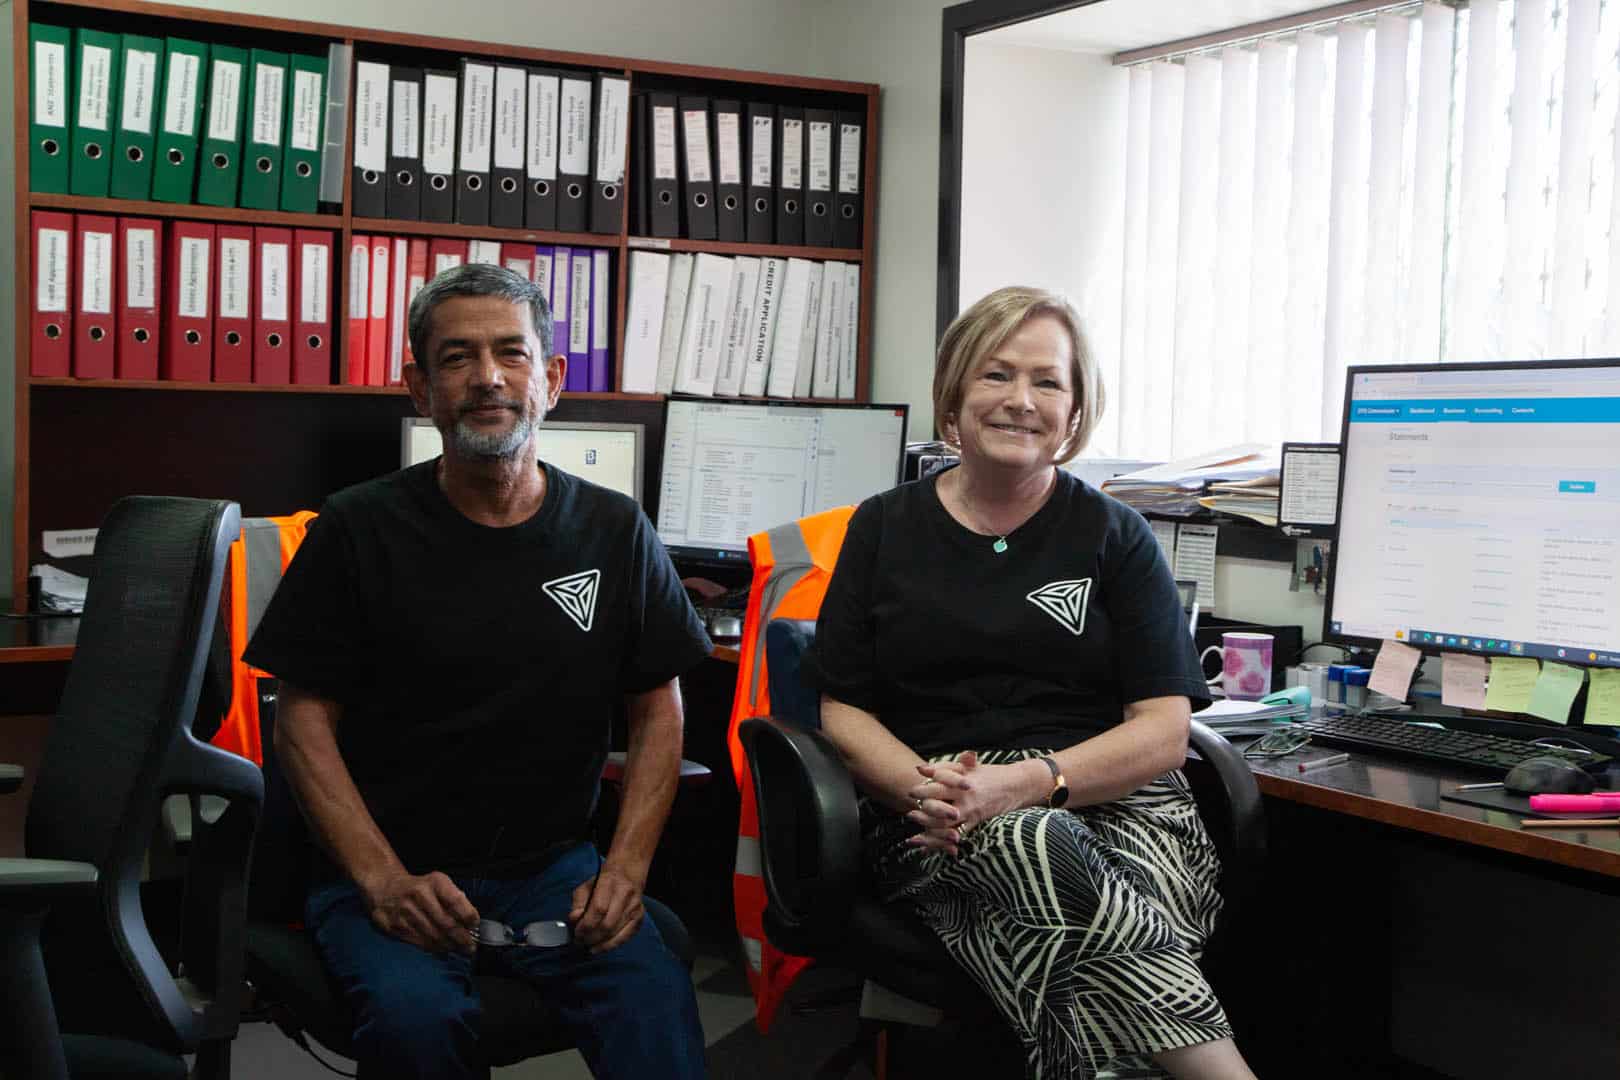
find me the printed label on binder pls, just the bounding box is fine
[127,228,156,307]
[838,123,860,194]
[35,42,66,126]
[751,116,772,186]
[220,238,250,319]
[82,232,113,314]
[302,243,328,323]
[38,228,69,311]
[123,50,158,133]
[261,243,289,321]
[495,68,524,170]
[808,121,831,190]
[178,237,210,319]
[290,69,322,152]
[355,63,388,172]
[349,243,368,316]
[459,64,494,172]
[559,78,590,175]
[79,45,114,130]
[716,112,741,186]
[653,105,677,181]
[596,78,629,182]
[781,118,803,187]
[391,80,420,157]
[164,53,200,137]
[251,63,283,146]
[423,73,455,175]
[207,60,242,142]
[683,110,711,184]
[527,73,558,179]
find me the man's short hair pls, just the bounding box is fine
[407,262,553,371]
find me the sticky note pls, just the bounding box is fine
[1441,652,1488,711]
[1526,661,1585,724]
[1483,657,1539,714]
[1369,639,1421,701]
[1585,669,1620,728]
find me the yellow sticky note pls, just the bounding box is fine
[1586,669,1620,728]
[1484,657,1540,714]
[1526,661,1585,724]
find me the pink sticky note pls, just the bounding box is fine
[1369,639,1422,701]
[1441,652,1489,711]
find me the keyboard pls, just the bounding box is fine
[1296,711,1614,775]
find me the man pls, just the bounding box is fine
[245,263,710,1079]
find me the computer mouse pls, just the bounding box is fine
[1503,756,1598,796]
[709,615,743,640]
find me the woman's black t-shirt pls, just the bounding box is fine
[804,467,1210,757]
[244,459,711,879]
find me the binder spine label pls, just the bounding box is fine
[302,242,329,323]
[35,42,67,126]
[782,118,803,187]
[596,78,629,183]
[82,231,113,314]
[37,228,69,311]
[534,252,553,295]
[392,80,420,157]
[126,228,156,307]
[123,50,159,134]
[423,74,456,175]
[808,120,831,192]
[355,63,388,172]
[371,246,389,315]
[178,237,210,319]
[494,68,525,170]
[164,53,201,137]
[528,74,559,179]
[79,45,114,130]
[652,105,677,181]
[716,112,741,186]
[460,64,494,173]
[682,110,712,183]
[261,243,289,321]
[291,69,323,152]
[207,60,242,143]
[349,243,368,316]
[838,123,861,194]
[569,257,591,353]
[220,238,250,319]
[251,64,284,146]
[751,116,772,186]
[560,79,591,175]
[592,251,609,343]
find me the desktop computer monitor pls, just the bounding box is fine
[1324,359,1620,717]
[400,417,646,504]
[655,397,909,566]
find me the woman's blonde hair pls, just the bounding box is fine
[933,286,1104,465]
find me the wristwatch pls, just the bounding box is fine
[1038,756,1069,809]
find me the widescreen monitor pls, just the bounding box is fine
[400,418,645,505]
[1324,360,1620,675]
[655,397,909,565]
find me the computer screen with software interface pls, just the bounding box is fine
[1325,360,1620,669]
[400,418,645,505]
[655,398,909,565]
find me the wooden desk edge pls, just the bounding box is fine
[1257,773,1620,879]
[0,645,74,664]
[710,644,740,665]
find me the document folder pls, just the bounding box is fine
[566,250,591,391]
[745,102,774,244]
[253,226,293,384]
[110,34,164,199]
[590,73,630,235]
[590,249,611,390]
[647,93,680,237]
[29,24,74,194]
[491,64,526,228]
[834,112,863,249]
[280,53,326,213]
[367,236,390,384]
[70,28,121,197]
[152,38,208,204]
[456,59,495,225]
[775,106,805,246]
[712,99,745,242]
[73,214,117,379]
[214,224,254,383]
[557,74,592,232]
[351,60,389,218]
[421,69,457,223]
[294,229,333,385]
[238,50,288,210]
[621,250,670,394]
[346,234,369,384]
[116,217,162,379]
[165,219,214,382]
[196,45,247,207]
[30,211,73,377]
[525,69,561,229]
[679,96,717,240]
[317,42,352,206]
[386,66,424,220]
[803,108,834,247]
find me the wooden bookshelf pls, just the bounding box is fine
[11,0,882,606]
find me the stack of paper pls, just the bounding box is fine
[1102,444,1280,519]
[31,564,88,614]
[1195,699,1307,726]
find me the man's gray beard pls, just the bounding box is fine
[449,411,536,459]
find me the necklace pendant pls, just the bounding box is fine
[992,537,1008,554]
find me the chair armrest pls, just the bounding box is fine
[0,763,21,795]
[0,858,98,910]
[1185,719,1267,905]
[738,716,862,943]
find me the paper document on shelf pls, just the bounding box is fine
[1173,523,1217,610]
[30,564,89,614]
[1483,657,1539,714]
[42,528,98,558]
[1368,639,1421,701]
[1526,661,1585,725]
[1109,444,1269,485]
[1150,520,1177,562]
[1440,652,1487,711]
[1585,669,1620,727]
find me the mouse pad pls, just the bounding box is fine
[1439,787,1546,818]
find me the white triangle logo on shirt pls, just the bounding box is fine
[1027,578,1093,636]
[543,569,600,632]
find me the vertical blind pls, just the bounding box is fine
[1099,0,1620,460]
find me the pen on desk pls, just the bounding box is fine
[1297,752,1351,773]
[1456,781,1505,791]
[1520,817,1620,829]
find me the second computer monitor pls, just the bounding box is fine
[656,397,910,565]
[400,418,645,504]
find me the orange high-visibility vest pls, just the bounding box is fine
[727,505,855,1032]
[212,511,318,763]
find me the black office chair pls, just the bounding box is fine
[0,496,262,1080]
[242,683,698,1072]
[740,618,1267,1076]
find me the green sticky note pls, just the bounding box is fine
[1585,669,1620,728]
[1484,657,1540,714]
[1526,661,1584,724]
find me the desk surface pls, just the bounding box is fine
[0,617,78,663]
[1246,749,1620,878]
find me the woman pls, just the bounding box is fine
[803,287,1258,1080]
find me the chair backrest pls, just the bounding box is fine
[763,619,820,729]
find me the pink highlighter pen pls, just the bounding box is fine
[1529,793,1620,814]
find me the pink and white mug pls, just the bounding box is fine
[1201,632,1274,701]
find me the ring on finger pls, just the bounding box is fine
[914,796,924,812]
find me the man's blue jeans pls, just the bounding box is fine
[305,842,706,1079]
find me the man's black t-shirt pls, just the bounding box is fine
[804,467,1210,758]
[244,459,711,880]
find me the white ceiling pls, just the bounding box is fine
[977,0,1338,56]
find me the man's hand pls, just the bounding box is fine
[569,862,646,955]
[361,870,479,954]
